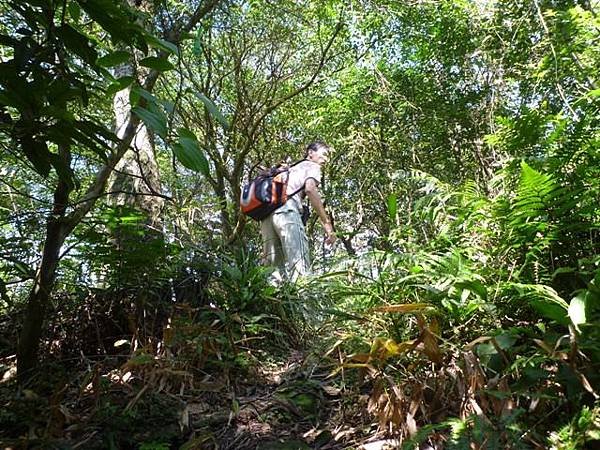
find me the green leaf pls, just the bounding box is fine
[530,299,569,324]
[49,153,78,190]
[512,283,569,324]
[178,128,196,140]
[139,56,174,72]
[68,2,81,22]
[106,76,135,96]
[56,24,97,65]
[194,92,229,130]
[144,34,179,55]
[96,50,131,67]
[132,106,167,138]
[77,0,141,47]
[21,137,51,177]
[551,267,576,279]
[130,86,158,105]
[588,89,600,98]
[387,194,397,221]
[455,279,487,300]
[568,292,587,332]
[173,129,209,175]
[160,99,175,115]
[13,261,32,277]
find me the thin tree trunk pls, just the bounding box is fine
[15,0,222,382]
[17,146,72,382]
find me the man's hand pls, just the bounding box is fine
[305,179,336,245]
[324,223,336,245]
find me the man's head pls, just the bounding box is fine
[305,141,330,165]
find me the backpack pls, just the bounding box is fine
[240,161,304,221]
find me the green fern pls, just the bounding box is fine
[510,161,561,227]
[497,162,568,282]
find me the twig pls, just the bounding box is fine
[533,0,579,120]
[0,178,49,205]
[72,431,99,449]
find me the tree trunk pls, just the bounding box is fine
[108,65,163,228]
[15,0,222,383]
[17,147,72,383]
[17,220,67,382]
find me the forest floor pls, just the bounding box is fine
[0,340,389,450]
[207,348,374,450]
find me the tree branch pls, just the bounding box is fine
[175,0,222,38]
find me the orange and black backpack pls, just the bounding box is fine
[240,161,304,221]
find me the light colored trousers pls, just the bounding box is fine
[260,203,310,281]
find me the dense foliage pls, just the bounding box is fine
[1,0,599,448]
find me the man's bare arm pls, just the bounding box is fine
[304,178,336,245]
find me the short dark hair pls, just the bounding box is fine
[304,141,329,158]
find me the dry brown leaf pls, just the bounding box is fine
[350,353,371,363]
[323,338,344,358]
[578,371,599,399]
[422,329,442,364]
[464,336,491,350]
[533,338,554,355]
[405,411,418,436]
[361,440,401,450]
[408,385,423,417]
[195,381,225,392]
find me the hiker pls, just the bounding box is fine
[260,141,336,281]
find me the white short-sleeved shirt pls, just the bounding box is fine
[285,160,321,213]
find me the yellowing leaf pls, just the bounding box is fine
[568,292,588,332]
[369,303,436,314]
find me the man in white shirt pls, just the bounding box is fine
[260,142,336,281]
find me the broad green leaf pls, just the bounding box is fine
[494,333,517,349]
[56,24,97,65]
[387,193,397,221]
[96,50,131,67]
[551,267,576,279]
[172,142,208,175]
[106,76,135,96]
[476,342,497,356]
[178,128,196,140]
[49,153,78,190]
[512,283,569,324]
[78,0,144,50]
[568,292,587,331]
[144,34,179,55]
[130,86,158,106]
[194,92,229,130]
[23,138,51,177]
[139,56,174,72]
[13,261,32,277]
[529,298,569,324]
[67,2,81,22]
[160,99,175,115]
[455,280,487,300]
[132,106,167,138]
[588,89,600,97]
[410,265,423,274]
[173,129,209,175]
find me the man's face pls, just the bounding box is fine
[310,146,329,165]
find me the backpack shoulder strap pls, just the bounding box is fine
[286,159,311,199]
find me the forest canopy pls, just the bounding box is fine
[1,0,599,448]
